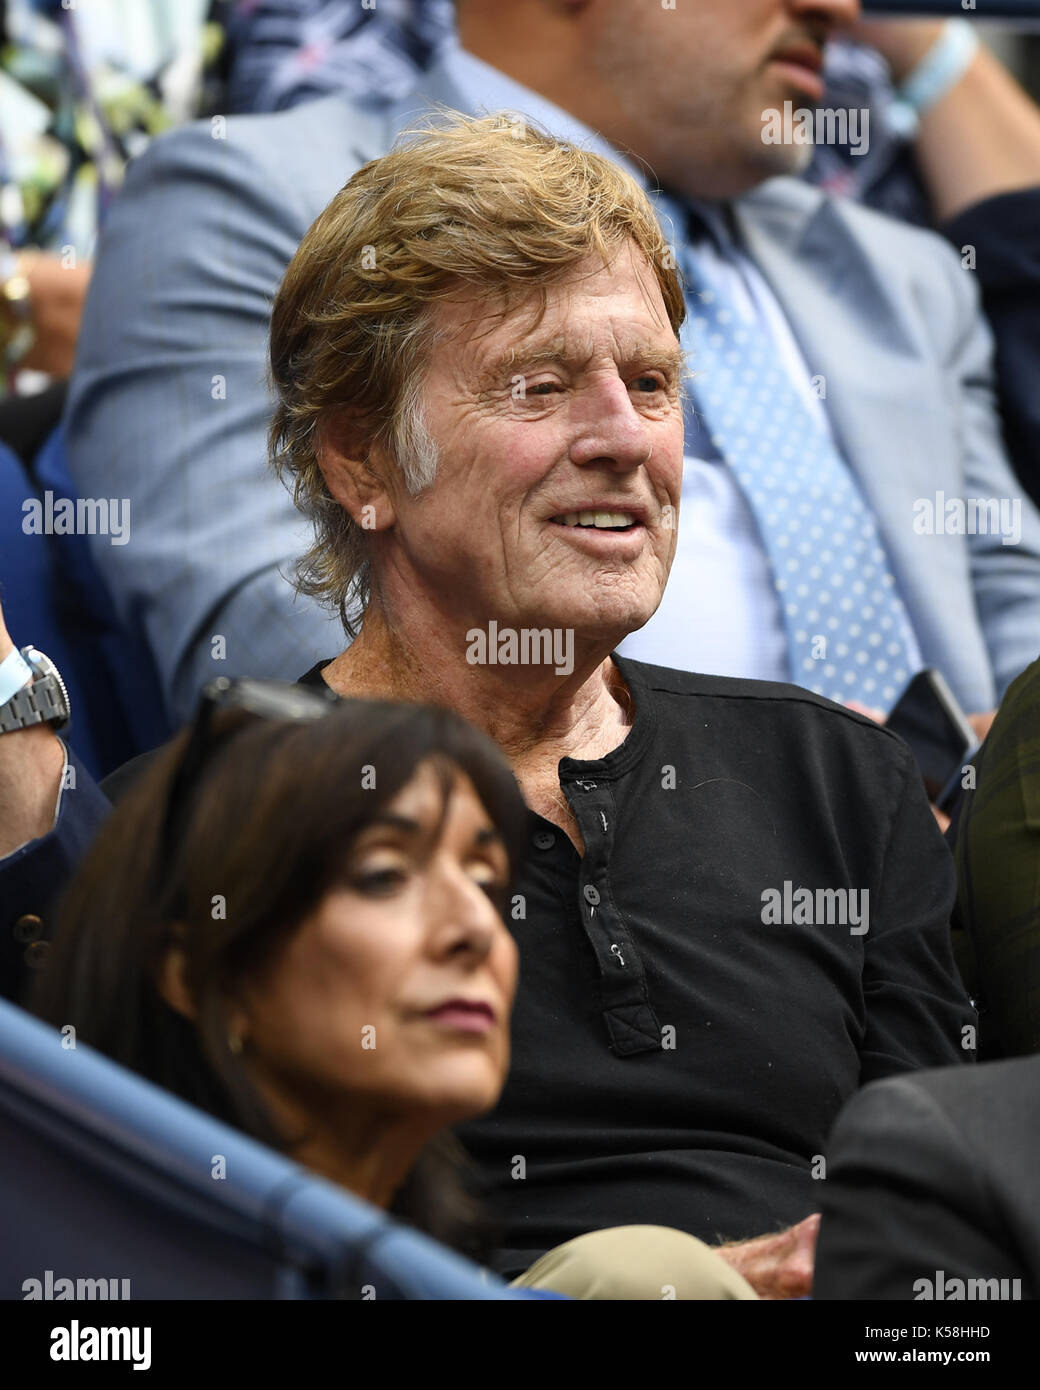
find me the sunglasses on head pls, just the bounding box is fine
[159,677,341,876]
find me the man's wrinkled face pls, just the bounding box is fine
[380,241,684,651]
[576,0,859,193]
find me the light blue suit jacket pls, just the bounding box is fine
[65,51,1040,721]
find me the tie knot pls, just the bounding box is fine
[651,183,718,249]
[684,202,715,247]
[657,193,724,270]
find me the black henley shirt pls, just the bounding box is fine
[302,654,973,1278]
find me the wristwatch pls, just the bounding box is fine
[0,646,70,733]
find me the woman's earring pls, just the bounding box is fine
[227,1025,244,1055]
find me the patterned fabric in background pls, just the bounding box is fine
[223,0,455,114]
[219,0,929,224]
[0,0,231,261]
[0,0,936,268]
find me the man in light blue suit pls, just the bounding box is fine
[65,0,1040,724]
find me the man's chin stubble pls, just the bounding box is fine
[747,135,815,182]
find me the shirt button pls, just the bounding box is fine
[583,884,601,907]
[13,913,43,942]
[533,831,556,850]
[24,940,50,969]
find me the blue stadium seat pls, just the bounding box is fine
[0,436,107,774]
[0,998,537,1300]
[1,427,172,780]
[33,425,171,774]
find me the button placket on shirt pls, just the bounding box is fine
[564,776,662,1056]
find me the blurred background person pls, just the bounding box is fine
[0,0,232,451]
[813,1054,1040,1300]
[0,0,238,779]
[951,654,1040,1061]
[217,1,1040,506]
[813,14,1040,507]
[815,650,1040,1299]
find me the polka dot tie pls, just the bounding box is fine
[669,199,920,708]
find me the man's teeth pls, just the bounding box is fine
[554,511,636,529]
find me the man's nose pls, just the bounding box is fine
[787,0,861,31]
[568,379,655,473]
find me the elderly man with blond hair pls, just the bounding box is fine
[1,113,972,1298]
[63,0,1040,742]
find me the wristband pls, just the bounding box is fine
[888,21,980,140]
[0,645,33,705]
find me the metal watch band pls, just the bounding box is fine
[0,674,68,733]
[0,648,70,733]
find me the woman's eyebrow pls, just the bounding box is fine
[362,813,423,836]
[358,816,505,850]
[473,826,505,848]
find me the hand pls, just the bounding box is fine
[967,711,995,744]
[845,698,885,724]
[0,252,93,380]
[0,594,65,856]
[845,699,997,833]
[838,18,948,85]
[715,1214,820,1300]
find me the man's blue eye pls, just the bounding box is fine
[633,376,660,392]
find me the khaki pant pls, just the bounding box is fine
[510,1225,759,1300]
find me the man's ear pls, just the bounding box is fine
[157,945,195,1021]
[317,408,397,533]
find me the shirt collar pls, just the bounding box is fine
[443,42,649,189]
[443,44,729,255]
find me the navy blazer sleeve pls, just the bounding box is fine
[942,188,1040,515]
[0,748,111,1003]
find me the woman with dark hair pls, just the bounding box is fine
[26,678,757,1299]
[32,682,528,1260]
